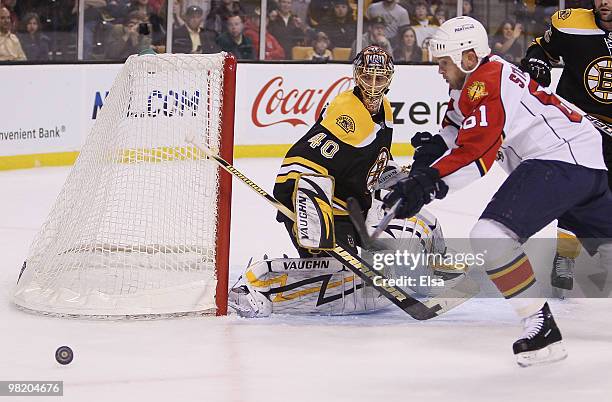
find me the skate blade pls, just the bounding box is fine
[516,341,568,368]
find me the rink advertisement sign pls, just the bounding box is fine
[235,64,454,145]
[1,63,561,169]
[0,64,120,163]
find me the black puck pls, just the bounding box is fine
[55,346,74,365]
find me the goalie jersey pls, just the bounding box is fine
[534,8,612,123]
[435,55,606,191]
[273,88,394,222]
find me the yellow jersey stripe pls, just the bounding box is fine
[281,156,328,175]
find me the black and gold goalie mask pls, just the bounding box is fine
[353,45,394,113]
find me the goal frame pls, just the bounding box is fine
[215,53,236,316]
[14,52,237,318]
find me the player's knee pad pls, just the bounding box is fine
[470,218,519,240]
[470,218,522,269]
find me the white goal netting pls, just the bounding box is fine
[14,53,235,318]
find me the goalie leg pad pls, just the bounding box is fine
[229,257,392,316]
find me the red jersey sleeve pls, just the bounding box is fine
[433,61,505,179]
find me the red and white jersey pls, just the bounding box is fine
[433,55,606,191]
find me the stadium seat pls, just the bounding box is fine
[291,46,312,60]
[332,47,351,61]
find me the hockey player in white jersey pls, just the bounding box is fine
[383,16,612,367]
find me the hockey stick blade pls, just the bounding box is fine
[424,275,480,315]
[187,135,442,320]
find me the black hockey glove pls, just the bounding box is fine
[520,57,551,87]
[411,132,448,170]
[382,167,449,219]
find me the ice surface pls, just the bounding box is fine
[1,158,611,402]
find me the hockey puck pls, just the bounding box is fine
[55,346,73,365]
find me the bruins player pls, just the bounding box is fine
[520,0,612,294]
[273,45,395,256]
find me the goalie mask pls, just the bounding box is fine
[353,45,394,113]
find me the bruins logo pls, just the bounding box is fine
[467,81,488,102]
[557,9,571,20]
[583,56,612,104]
[366,148,390,191]
[335,115,356,134]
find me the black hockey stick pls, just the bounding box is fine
[585,115,612,138]
[346,197,388,250]
[186,135,449,320]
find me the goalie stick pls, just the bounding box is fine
[186,135,477,320]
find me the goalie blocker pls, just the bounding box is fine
[293,174,336,250]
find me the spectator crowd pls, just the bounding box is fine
[0,0,562,62]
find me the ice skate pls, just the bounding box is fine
[551,253,574,299]
[513,302,568,367]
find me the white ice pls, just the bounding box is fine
[1,158,611,402]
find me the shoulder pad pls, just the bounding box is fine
[552,8,602,33]
[320,90,393,147]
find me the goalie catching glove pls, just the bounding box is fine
[382,167,449,219]
[374,160,410,191]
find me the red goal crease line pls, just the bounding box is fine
[0,143,415,171]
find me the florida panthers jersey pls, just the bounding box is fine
[434,55,606,191]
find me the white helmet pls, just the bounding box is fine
[429,16,491,73]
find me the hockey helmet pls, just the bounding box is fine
[429,16,491,73]
[353,45,394,113]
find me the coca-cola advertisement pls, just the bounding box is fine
[235,64,459,149]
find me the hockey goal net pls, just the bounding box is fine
[14,52,235,318]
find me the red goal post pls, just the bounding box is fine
[216,53,236,315]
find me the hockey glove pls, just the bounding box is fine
[411,132,448,170]
[382,167,449,219]
[520,44,553,87]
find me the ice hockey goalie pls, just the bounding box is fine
[228,194,463,318]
